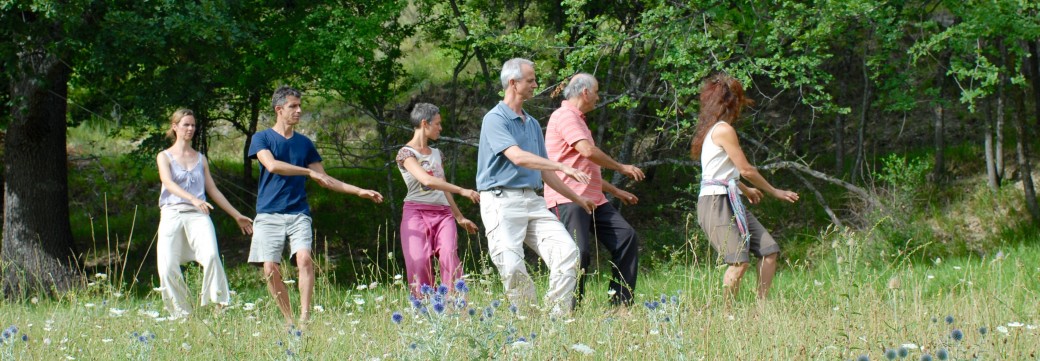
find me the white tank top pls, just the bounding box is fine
[699,121,739,197]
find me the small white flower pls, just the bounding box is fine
[228,290,237,295]
[512,340,532,348]
[356,284,368,290]
[934,257,942,264]
[953,266,962,270]
[570,343,595,355]
[350,320,360,325]
[832,306,840,311]
[111,292,123,298]
[374,296,385,303]
[814,280,824,286]
[353,298,366,305]
[181,342,191,351]
[101,338,113,343]
[283,279,296,285]
[243,303,256,311]
[901,343,917,349]
[368,282,379,289]
[313,305,325,313]
[108,308,127,316]
[1008,322,1024,327]
[649,329,660,335]
[393,274,403,280]
[43,338,51,345]
[387,252,394,259]
[87,282,97,287]
[607,289,617,296]
[252,332,260,337]
[926,274,935,279]
[155,317,168,322]
[152,287,165,292]
[30,297,39,304]
[996,326,1009,334]
[65,356,75,360]
[84,303,95,308]
[95,273,107,280]
[727,315,735,321]
[138,310,160,318]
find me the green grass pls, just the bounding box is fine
[2,234,1038,360]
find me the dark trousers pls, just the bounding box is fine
[550,202,639,306]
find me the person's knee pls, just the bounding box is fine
[295,253,314,270]
[262,262,281,278]
[762,253,778,263]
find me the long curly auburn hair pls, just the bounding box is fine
[689,73,754,159]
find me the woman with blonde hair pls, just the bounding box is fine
[156,108,253,317]
[691,74,799,300]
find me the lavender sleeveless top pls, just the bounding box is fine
[158,151,206,208]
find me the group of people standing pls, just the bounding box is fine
[153,57,798,324]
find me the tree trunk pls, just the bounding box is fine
[932,55,947,184]
[996,38,1007,181]
[835,115,844,176]
[243,90,262,187]
[1014,86,1040,224]
[985,101,999,190]
[1029,39,1040,143]
[851,55,871,183]
[2,48,79,297]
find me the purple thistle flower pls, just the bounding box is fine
[491,300,501,308]
[392,311,404,324]
[420,306,429,315]
[518,337,526,342]
[530,332,536,340]
[483,307,494,318]
[131,332,139,338]
[138,336,147,343]
[467,308,476,316]
[433,302,446,314]
[455,299,467,309]
[920,354,933,361]
[409,343,417,350]
[420,284,434,295]
[437,284,449,296]
[411,299,423,309]
[294,330,302,337]
[454,279,468,293]
[21,334,27,342]
[886,349,897,360]
[660,294,667,304]
[857,355,869,361]
[979,326,987,335]
[1,331,9,339]
[950,329,963,341]
[286,349,293,356]
[506,336,513,343]
[671,295,679,303]
[898,347,909,358]
[509,304,518,314]
[936,348,948,360]
[945,315,954,324]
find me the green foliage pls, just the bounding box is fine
[877,153,933,199]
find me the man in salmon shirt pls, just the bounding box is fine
[544,73,645,306]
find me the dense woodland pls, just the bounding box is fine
[2,0,1039,296]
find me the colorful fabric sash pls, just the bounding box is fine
[701,178,750,242]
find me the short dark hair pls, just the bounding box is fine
[271,86,302,110]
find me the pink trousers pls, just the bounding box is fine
[400,202,461,296]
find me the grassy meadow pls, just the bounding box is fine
[2,228,1038,360]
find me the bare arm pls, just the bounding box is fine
[306,162,384,203]
[255,149,316,177]
[402,157,479,203]
[712,123,798,203]
[541,170,596,213]
[202,160,253,234]
[444,191,478,234]
[157,153,212,214]
[502,146,591,184]
[602,181,639,205]
[573,140,644,181]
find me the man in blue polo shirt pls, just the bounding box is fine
[248,86,384,326]
[477,58,596,315]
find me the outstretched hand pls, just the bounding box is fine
[359,189,384,203]
[235,215,254,235]
[743,187,763,204]
[613,188,639,206]
[561,166,591,184]
[459,189,480,204]
[620,164,645,182]
[458,218,479,234]
[773,189,799,203]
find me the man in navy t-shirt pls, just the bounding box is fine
[248,86,384,326]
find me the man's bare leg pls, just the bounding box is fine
[263,262,294,325]
[296,250,315,324]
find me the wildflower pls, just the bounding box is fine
[286,349,293,356]
[394,274,403,280]
[455,279,469,293]
[283,279,296,285]
[607,289,616,296]
[530,332,536,340]
[570,343,595,355]
[1008,322,1024,327]
[491,300,501,308]
[455,299,467,309]
[920,355,933,361]
[138,336,147,342]
[483,307,494,318]
[509,304,518,314]
[644,301,660,311]
[95,273,107,280]
[936,348,948,360]
[506,336,513,343]
[944,315,954,324]
[433,302,445,314]
[392,312,403,324]
[996,326,1009,334]
[950,329,963,341]
[131,332,139,338]
[885,349,897,360]
[467,308,476,316]
[409,343,417,350]
[31,297,38,304]
[898,347,908,358]
[411,299,422,309]
[420,284,433,295]
[931,317,937,323]
[979,326,987,335]
[294,330,302,337]
[518,337,527,342]
[2,331,9,339]
[353,298,365,305]
[437,284,449,296]
[313,305,325,313]
[660,294,668,304]
[21,334,28,342]
[419,306,428,315]
[857,355,870,361]
[368,282,379,290]
[671,295,678,303]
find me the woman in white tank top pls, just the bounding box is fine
[689,74,800,301]
[156,108,253,318]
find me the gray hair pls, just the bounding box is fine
[500,58,534,90]
[409,103,440,128]
[271,86,302,110]
[563,73,597,100]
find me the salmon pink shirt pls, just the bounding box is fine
[543,100,607,208]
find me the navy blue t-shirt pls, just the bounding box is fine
[248,128,322,215]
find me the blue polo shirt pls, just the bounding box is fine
[248,128,323,215]
[476,102,547,190]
